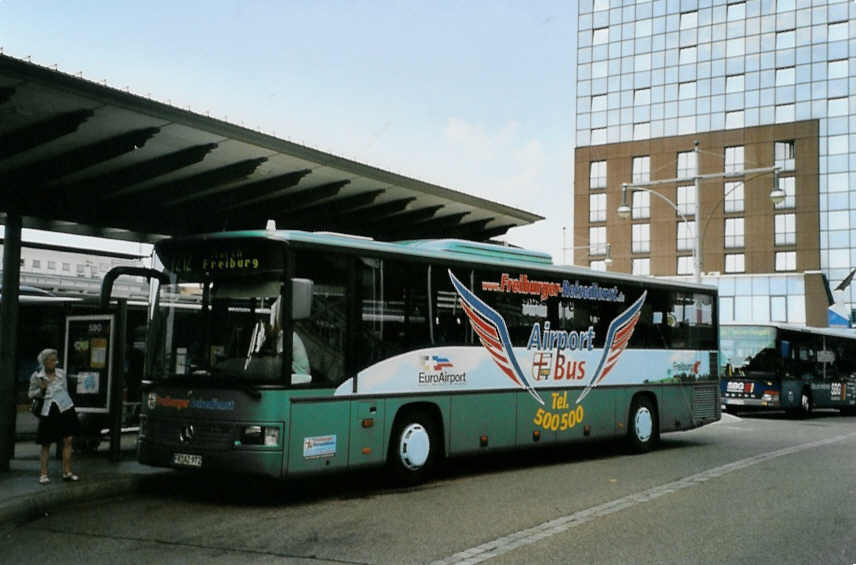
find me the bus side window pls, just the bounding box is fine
[473,269,532,346]
[430,265,468,345]
[356,258,430,369]
[293,252,349,387]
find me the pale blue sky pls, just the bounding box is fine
[1,1,578,261]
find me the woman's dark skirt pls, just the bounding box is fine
[36,404,80,445]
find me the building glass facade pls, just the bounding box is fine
[575,0,856,324]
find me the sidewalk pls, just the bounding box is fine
[0,432,173,525]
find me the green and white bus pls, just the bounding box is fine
[131,230,720,481]
[720,323,856,416]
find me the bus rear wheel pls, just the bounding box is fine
[388,410,440,485]
[627,396,658,453]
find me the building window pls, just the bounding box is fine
[593,27,609,45]
[678,82,696,100]
[589,260,607,272]
[775,67,795,86]
[727,2,745,20]
[19,258,24,267]
[591,94,607,112]
[776,30,794,50]
[725,254,745,273]
[771,296,787,322]
[828,22,847,41]
[725,111,744,129]
[725,218,744,248]
[828,135,848,155]
[32,259,40,269]
[724,146,744,173]
[47,261,56,271]
[61,262,70,272]
[679,11,697,30]
[632,156,650,183]
[591,128,606,145]
[589,226,607,255]
[828,60,847,80]
[677,221,696,251]
[775,141,795,171]
[775,251,796,272]
[632,258,650,276]
[775,214,796,246]
[632,224,650,253]
[676,151,696,178]
[679,46,697,65]
[677,185,695,217]
[590,160,607,189]
[720,297,734,323]
[677,256,694,275]
[828,98,848,117]
[726,74,744,93]
[775,177,795,209]
[632,191,650,219]
[775,104,794,123]
[634,88,651,106]
[633,122,650,140]
[77,264,85,275]
[590,193,607,222]
[724,182,744,213]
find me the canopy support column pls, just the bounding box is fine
[0,212,22,470]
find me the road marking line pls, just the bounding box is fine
[431,432,856,565]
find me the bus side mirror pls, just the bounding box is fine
[290,278,313,320]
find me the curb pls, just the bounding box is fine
[0,473,170,525]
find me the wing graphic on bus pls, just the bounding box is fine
[448,270,545,406]
[576,291,647,405]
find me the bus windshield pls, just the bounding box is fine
[720,325,777,376]
[152,276,291,384]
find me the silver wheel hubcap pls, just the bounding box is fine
[399,423,430,470]
[634,407,653,443]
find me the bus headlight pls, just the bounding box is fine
[240,425,279,447]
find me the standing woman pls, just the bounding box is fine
[28,348,80,484]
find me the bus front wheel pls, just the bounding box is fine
[627,396,658,453]
[790,390,813,418]
[388,410,439,485]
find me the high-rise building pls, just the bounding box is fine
[573,0,855,326]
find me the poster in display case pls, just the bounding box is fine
[64,315,114,413]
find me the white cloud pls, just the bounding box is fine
[443,117,520,163]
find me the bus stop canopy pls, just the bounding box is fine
[0,54,542,243]
[0,54,544,471]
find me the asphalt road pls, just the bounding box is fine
[2,411,855,565]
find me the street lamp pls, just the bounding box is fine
[569,243,612,268]
[605,243,613,266]
[616,141,781,283]
[768,170,785,205]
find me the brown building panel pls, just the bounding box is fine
[573,121,820,277]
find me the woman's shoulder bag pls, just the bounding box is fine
[31,393,44,417]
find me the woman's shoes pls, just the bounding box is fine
[39,473,81,483]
